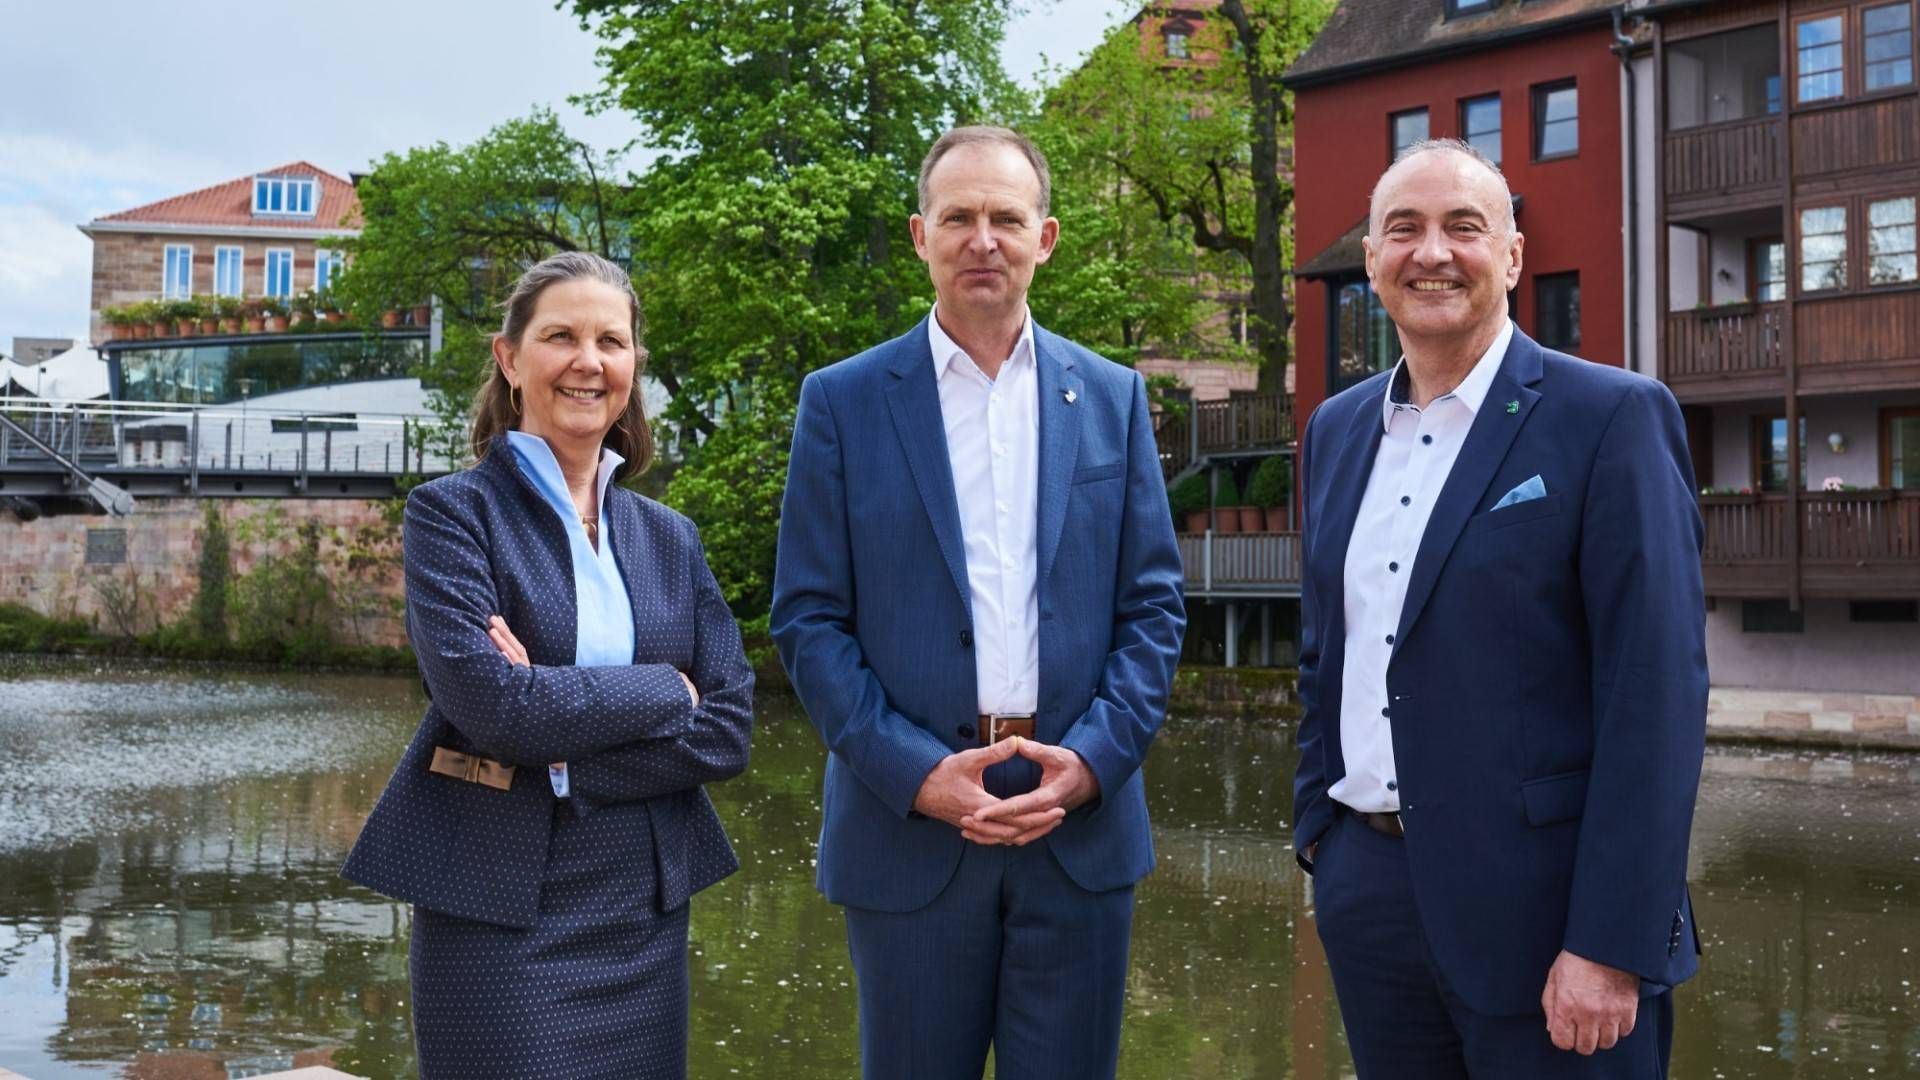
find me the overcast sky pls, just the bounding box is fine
[0,0,1128,358]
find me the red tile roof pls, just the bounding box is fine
[94,161,361,232]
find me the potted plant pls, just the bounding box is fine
[380,307,403,329]
[1248,454,1293,533]
[1212,474,1244,535]
[213,295,244,334]
[168,298,203,337]
[100,305,134,342]
[134,299,170,339]
[410,301,432,327]
[1167,473,1210,534]
[260,297,290,332]
[241,298,267,333]
[290,289,317,328]
[190,295,219,335]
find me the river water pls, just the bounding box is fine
[0,659,1915,1078]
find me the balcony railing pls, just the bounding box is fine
[1700,492,1920,596]
[1156,393,1295,478]
[1663,116,1782,202]
[1662,303,1785,381]
[1177,531,1302,594]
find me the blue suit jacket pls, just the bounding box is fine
[1292,328,1708,1015]
[342,441,754,929]
[770,318,1187,912]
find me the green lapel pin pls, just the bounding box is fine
[1505,399,1519,414]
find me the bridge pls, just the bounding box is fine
[0,397,459,515]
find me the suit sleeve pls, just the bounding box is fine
[403,482,696,766]
[770,371,955,817]
[1562,380,1708,980]
[1057,371,1188,801]
[1290,408,1335,872]
[562,516,755,809]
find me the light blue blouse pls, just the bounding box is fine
[506,431,636,797]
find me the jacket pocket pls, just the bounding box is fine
[1072,461,1124,484]
[1465,492,1564,534]
[1521,768,1589,826]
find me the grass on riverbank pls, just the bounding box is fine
[0,603,416,672]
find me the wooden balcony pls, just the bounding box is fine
[1663,116,1783,215]
[1700,492,1920,598]
[1156,393,1295,478]
[1661,302,1785,400]
[1178,531,1302,597]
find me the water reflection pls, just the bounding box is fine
[1,658,1915,1078]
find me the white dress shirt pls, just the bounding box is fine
[930,305,1041,717]
[1330,320,1512,813]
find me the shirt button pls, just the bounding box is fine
[1386,780,1398,792]
[1388,561,1399,572]
[1400,496,1411,506]
[1381,706,1390,718]
[1422,435,1433,445]
[958,723,976,739]
[960,630,973,648]
[1385,634,1395,645]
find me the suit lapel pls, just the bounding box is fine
[1394,330,1545,649]
[1033,328,1083,589]
[884,322,973,611]
[1315,380,1390,650]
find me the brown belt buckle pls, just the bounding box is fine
[982,713,1036,745]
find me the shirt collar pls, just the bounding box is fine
[929,304,1036,381]
[1380,319,1514,432]
[505,430,625,525]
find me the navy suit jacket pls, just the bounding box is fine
[770,318,1186,912]
[1292,328,1708,1015]
[342,441,754,929]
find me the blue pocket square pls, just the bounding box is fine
[1492,475,1547,510]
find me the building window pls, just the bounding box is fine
[1460,93,1501,165]
[1666,25,1781,129]
[1332,278,1400,395]
[1390,108,1429,160]
[1886,407,1920,488]
[253,175,316,217]
[1799,205,1848,292]
[264,248,294,298]
[214,246,244,298]
[1850,599,1919,623]
[1751,238,1787,301]
[1867,196,1917,285]
[1165,30,1189,59]
[1741,599,1804,634]
[162,244,192,300]
[1795,14,1846,102]
[314,248,344,293]
[1532,81,1577,160]
[1864,3,1915,91]
[1754,415,1807,493]
[1445,0,1495,17]
[1534,272,1580,352]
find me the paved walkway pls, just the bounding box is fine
[1709,686,1920,750]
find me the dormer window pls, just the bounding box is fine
[1446,0,1496,17]
[1166,30,1190,59]
[254,175,317,217]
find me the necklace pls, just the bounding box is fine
[580,516,598,543]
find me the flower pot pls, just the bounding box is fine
[105,323,127,342]
[1212,508,1242,535]
[199,318,218,335]
[1238,506,1265,533]
[265,315,289,332]
[149,320,170,339]
[245,316,265,333]
[130,323,150,340]
[217,317,239,334]
[1182,510,1211,535]
[1263,505,1288,532]
[410,303,432,327]
[381,309,402,329]
[176,320,197,338]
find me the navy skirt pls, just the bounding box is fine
[409,799,691,1080]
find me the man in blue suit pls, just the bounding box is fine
[1292,138,1707,1078]
[771,126,1186,1079]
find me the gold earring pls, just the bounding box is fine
[509,384,522,416]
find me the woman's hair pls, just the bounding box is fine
[470,250,653,481]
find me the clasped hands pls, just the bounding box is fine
[910,736,1098,846]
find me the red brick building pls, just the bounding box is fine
[79,164,360,344]
[1286,0,1630,432]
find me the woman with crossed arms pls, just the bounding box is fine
[344,251,753,1079]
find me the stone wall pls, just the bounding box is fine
[0,498,404,647]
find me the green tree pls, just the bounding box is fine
[1034,0,1333,392]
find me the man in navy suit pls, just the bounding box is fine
[1291,139,1707,1078]
[771,126,1185,1079]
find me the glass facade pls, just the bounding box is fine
[113,334,425,405]
[1333,279,1400,395]
[1666,25,1780,129]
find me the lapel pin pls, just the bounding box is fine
[1505,399,1519,414]
[1063,389,1077,404]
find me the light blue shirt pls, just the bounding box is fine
[506,431,635,797]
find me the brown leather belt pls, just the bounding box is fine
[1348,805,1404,838]
[429,746,517,791]
[979,714,1036,745]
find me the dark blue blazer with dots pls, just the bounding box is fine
[770,318,1187,913]
[342,440,754,930]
